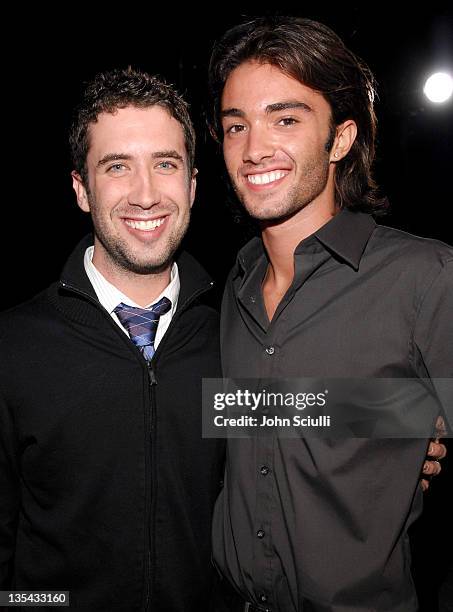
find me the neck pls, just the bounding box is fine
[261,195,338,288]
[92,247,171,307]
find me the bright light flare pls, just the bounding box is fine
[423,72,453,104]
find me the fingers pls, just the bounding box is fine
[421,478,430,492]
[422,459,442,477]
[427,440,447,460]
[421,437,446,492]
[434,415,447,438]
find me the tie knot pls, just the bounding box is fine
[113,297,171,360]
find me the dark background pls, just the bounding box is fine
[3,5,452,610]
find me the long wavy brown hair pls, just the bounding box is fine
[208,16,387,214]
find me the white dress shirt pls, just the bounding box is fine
[84,246,179,349]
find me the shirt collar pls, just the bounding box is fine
[237,209,376,273]
[83,245,180,316]
[311,209,376,270]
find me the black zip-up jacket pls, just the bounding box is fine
[0,236,225,611]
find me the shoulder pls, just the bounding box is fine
[372,224,452,264]
[370,225,452,281]
[0,284,58,341]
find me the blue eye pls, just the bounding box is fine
[158,161,177,169]
[107,163,126,173]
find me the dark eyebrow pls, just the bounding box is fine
[220,108,245,119]
[266,101,312,113]
[96,150,184,168]
[152,150,184,162]
[220,101,312,120]
[97,153,131,168]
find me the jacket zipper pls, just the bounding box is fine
[146,359,157,610]
[143,283,213,610]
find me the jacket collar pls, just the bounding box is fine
[60,234,214,308]
[60,234,98,298]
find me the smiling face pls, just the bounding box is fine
[72,105,195,277]
[221,61,339,222]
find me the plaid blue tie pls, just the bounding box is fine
[114,297,172,361]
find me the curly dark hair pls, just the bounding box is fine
[208,17,387,214]
[69,67,196,185]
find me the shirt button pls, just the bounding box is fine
[265,346,275,355]
[250,295,256,303]
[256,529,265,539]
[260,594,268,603]
[260,465,270,475]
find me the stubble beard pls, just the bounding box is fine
[88,194,190,276]
[230,152,331,223]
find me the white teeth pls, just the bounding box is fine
[247,170,288,185]
[125,218,165,231]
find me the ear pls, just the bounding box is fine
[189,167,198,208]
[330,120,357,162]
[71,170,90,212]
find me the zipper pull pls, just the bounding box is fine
[147,362,157,385]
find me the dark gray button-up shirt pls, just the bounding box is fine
[213,210,453,612]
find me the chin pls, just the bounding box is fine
[243,203,292,222]
[112,247,174,276]
[126,260,172,275]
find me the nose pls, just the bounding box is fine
[127,169,161,209]
[243,125,275,164]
